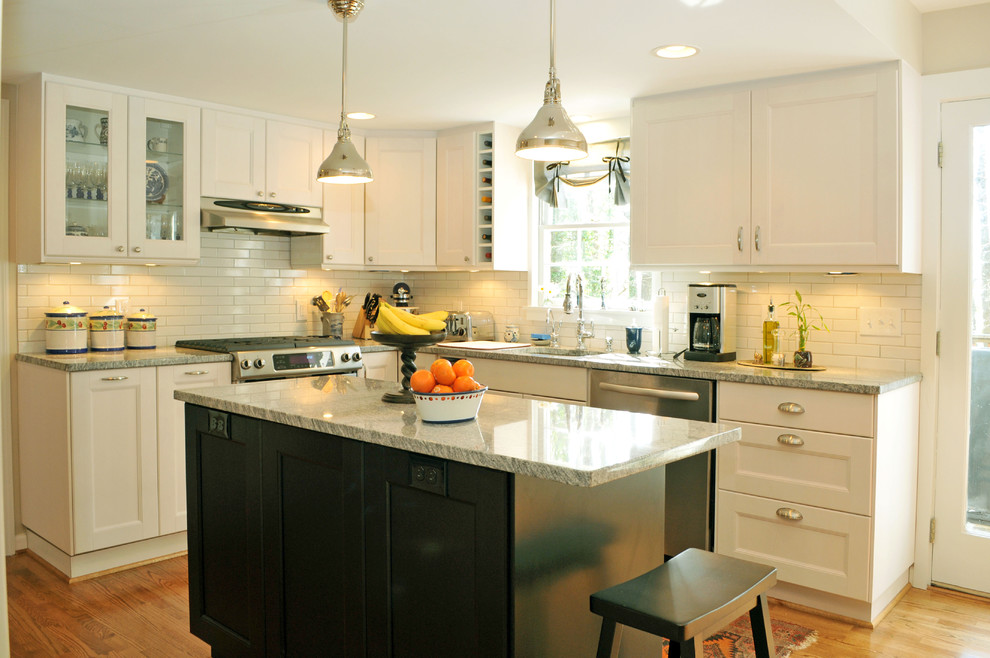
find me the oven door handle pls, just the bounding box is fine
[597,382,700,402]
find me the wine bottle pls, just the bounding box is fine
[762,299,780,364]
[483,139,492,147]
[481,158,492,167]
[481,176,492,185]
[481,232,491,241]
[481,195,492,204]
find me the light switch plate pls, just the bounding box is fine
[859,307,902,337]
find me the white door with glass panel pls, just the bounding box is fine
[934,98,990,595]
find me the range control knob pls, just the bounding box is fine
[341,353,351,363]
[240,359,252,370]
[254,358,266,369]
[352,352,362,362]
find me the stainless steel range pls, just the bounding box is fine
[175,336,363,382]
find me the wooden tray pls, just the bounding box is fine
[737,359,826,372]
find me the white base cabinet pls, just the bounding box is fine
[17,360,230,578]
[715,381,920,624]
[362,350,398,382]
[156,362,231,535]
[631,61,920,273]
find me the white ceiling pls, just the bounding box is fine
[0,0,979,131]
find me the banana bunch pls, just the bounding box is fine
[375,303,448,336]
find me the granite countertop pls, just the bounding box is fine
[175,376,741,487]
[419,344,921,395]
[16,347,232,371]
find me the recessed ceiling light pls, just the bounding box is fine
[652,44,699,59]
[346,112,375,120]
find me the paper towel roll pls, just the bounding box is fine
[653,293,670,354]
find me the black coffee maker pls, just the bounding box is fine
[686,283,736,362]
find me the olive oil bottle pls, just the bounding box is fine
[762,299,779,363]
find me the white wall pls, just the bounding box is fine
[923,4,990,74]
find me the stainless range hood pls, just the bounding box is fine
[200,197,329,236]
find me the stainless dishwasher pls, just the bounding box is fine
[589,369,714,558]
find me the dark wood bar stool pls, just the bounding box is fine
[589,548,777,658]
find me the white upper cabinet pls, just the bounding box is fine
[201,109,323,207]
[436,124,530,270]
[14,77,201,264]
[630,89,751,267]
[364,136,437,268]
[631,61,920,273]
[290,131,367,269]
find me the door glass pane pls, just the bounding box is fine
[146,117,183,242]
[65,105,109,238]
[968,125,990,533]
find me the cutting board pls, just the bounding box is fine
[447,341,531,350]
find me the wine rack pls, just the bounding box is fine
[478,131,494,264]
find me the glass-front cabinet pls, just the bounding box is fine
[33,80,200,263]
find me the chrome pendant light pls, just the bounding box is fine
[317,0,373,184]
[515,0,588,162]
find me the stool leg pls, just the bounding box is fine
[668,640,681,658]
[595,618,617,658]
[670,636,703,658]
[749,593,776,658]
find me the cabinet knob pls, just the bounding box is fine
[737,226,743,251]
[133,246,142,253]
[101,376,128,381]
[184,370,209,376]
[270,192,276,198]
[777,433,805,446]
[754,225,762,252]
[777,402,805,414]
[776,507,804,521]
[464,256,470,262]
[257,191,264,197]
[116,245,125,252]
[326,255,333,261]
[368,256,374,262]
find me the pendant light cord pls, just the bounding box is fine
[544,0,560,104]
[339,14,351,138]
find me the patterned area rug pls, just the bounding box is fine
[660,615,818,657]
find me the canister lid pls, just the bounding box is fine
[45,301,87,317]
[126,308,157,321]
[91,305,123,320]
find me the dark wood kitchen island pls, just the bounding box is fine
[177,376,741,657]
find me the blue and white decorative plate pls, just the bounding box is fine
[146,162,169,202]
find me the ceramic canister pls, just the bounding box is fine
[45,301,88,354]
[89,306,124,352]
[125,308,157,349]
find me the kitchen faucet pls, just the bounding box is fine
[563,273,595,350]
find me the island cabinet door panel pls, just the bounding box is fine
[185,406,266,657]
[364,445,511,658]
[259,424,365,657]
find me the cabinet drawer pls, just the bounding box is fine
[717,422,874,515]
[715,490,871,600]
[719,382,874,436]
[167,362,231,388]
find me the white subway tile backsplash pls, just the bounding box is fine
[14,236,922,370]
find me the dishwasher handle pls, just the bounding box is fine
[597,382,700,402]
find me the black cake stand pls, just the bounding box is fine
[371,330,446,403]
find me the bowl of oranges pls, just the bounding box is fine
[409,358,487,423]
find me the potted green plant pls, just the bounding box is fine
[779,290,829,368]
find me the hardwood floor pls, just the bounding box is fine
[6,551,990,656]
[6,553,208,657]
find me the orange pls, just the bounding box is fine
[410,369,436,394]
[430,359,456,386]
[452,375,481,392]
[452,359,475,378]
[431,384,454,394]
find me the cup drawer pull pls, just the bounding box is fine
[776,507,804,521]
[184,370,210,376]
[777,402,805,414]
[101,376,128,381]
[777,433,805,446]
